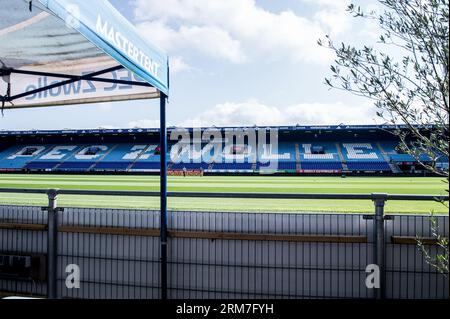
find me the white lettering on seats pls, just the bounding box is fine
[222,144,252,162]
[343,143,378,159]
[40,146,77,160]
[74,145,108,160]
[260,144,290,160]
[123,145,147,160]
[7,146,45,159]
[137,145,157,160]
[302,144,334,159]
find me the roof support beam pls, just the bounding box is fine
[9,68,153,88]
[5,65,154,102]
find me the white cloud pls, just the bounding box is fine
[138,21,246,63]
[134,0,334,65]
[177,25,246,63]
[179,99,379,127]
[123,99,380,128]
[300,0,349,7]
[170,56,192,73]
[298,0,353,36]
[300,0,384,43]
[314,9,351,36]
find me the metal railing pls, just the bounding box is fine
[0,188,448,299]
[1,187,448,201]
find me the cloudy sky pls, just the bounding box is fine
[0,0,385,130]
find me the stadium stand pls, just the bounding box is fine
[0,145,48,169]
[58,161,96,172]
[340,142,392,171]
[298,143,342,171]
[341,143,382,160]
[130,162,161,171]
[258,161,297,171]
[170,162,210,170]
[94,161,132,171]
[300,143,339,161]
[0,125,447,175]
[301,161,343,171]
[346,161,390,171]
[211,162,253,171]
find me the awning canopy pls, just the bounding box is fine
[0,1,171,299]
[0,0,169,109]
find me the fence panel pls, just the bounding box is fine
[0,205,47,297]
[166,211,373,299]
[57,208,161,299]
[0,201,448,299]
[385,214,449,299]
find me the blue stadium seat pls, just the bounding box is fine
[298,143,342,171]
[379,141,400,153]
[170,162,209,170]
[299,143,340,162]
[389,154,416,162]
[24,162,59,170]
[259,143,296,162]
[130,162,161,170]
[93,162,132,170]
[57,162,95,171]
[100,144,134,161]
[257,161,297,170]
[0,145,50,169]
[346,161,391,171]
[301,161,343,170]
[211,163,253,170]
[2,136,443,174]
[341,142,383,161]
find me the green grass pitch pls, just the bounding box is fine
[0,174,448,214]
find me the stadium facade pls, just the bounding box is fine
[0,124,448,175]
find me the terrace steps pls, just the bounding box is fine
[126,145,153,172]
[52,145,84,170]
[377,142,401,173]
[335,143,348,170]
[89,144,118,171]
[295,143,301,170]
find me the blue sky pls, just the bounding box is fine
[0,0,384,130]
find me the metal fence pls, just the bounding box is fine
[0,188,448,299]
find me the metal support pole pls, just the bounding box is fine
[372,193,387,299]
[47,189,59,299]
[159,93,168,299]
